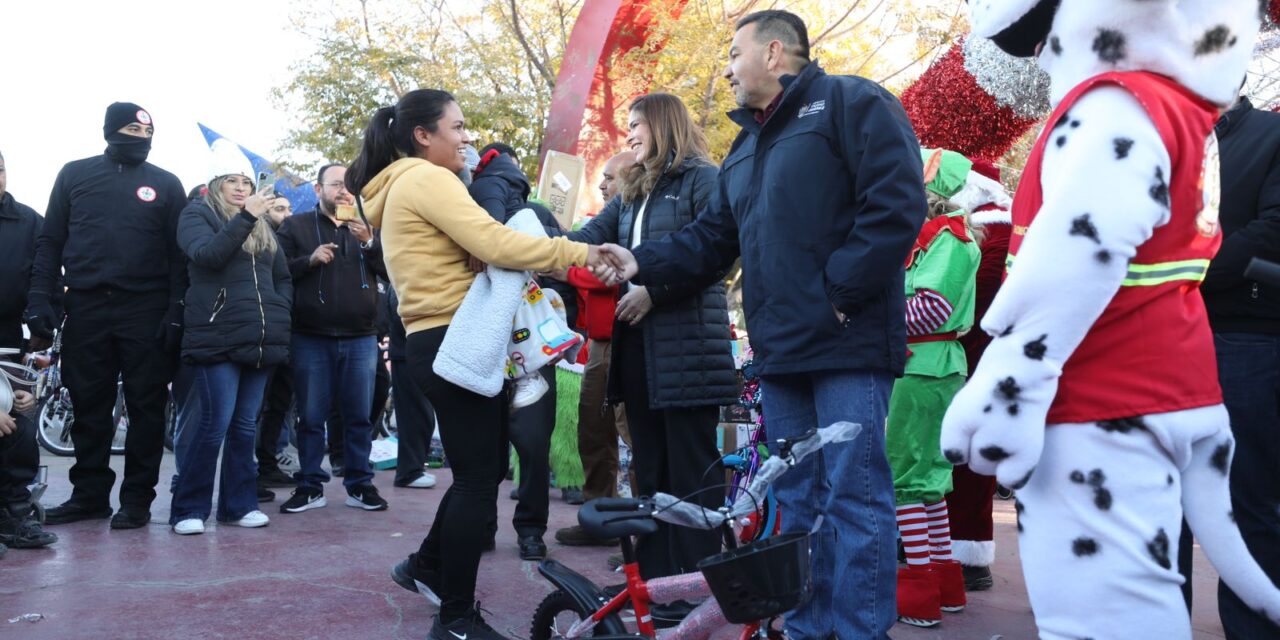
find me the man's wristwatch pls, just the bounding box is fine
[360,239,374,250]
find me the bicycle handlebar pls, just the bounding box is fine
[651,421,863,530]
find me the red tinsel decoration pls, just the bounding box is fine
[901,43,1039,162]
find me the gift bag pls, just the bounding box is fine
[504,280,583,380]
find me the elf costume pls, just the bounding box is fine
[888,148,981,628]
[943,1,1280,638]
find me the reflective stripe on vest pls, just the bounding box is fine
[1005,255,1210,286]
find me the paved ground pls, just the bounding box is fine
[0,452,1228,639]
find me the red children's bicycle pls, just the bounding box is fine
[529,422,862,640]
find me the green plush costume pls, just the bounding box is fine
[510,366,586,488]
[886,150,980,506]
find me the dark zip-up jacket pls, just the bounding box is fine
[570,158,738,409]
[631,63,926,377]
[1203,97,1280,334]
[177,202,291,367]
[0,193,42,348]
[275,208,386,338]
[29,151,186,306]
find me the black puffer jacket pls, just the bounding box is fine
[177,201,292,367]
[570,158,737,409]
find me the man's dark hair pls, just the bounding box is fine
[736,10,810,62]
[317,162,345,185]
[480,142,519,162]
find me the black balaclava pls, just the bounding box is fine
[103,102,153,165]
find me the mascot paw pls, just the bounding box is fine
[941,335,1061,489]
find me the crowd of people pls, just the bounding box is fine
[1,5,1278,640]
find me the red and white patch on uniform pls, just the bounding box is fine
[136,110,152,125]
[1195,132,1221,239]
[136,186,157,202]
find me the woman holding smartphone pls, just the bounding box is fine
[346,88,607,640]
[169,157,292,535]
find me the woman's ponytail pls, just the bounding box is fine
[346,106,398,195]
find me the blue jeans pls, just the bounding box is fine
[760,370,897,640]
[169,363,273,523]
[292,333,377,491]
[1214,332,1280,639]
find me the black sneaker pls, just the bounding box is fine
[257,487,276,503]
[0,507,58,548]
[280,487,327,513]
[346,485,388,511]
[391,555,442,606]
[43,501,112,526]
[427,605,509,640]
[257,468,296,488]
[110,510,151,530]
[518,536,547,561]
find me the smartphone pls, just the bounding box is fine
[256,170,276,193]
[335,204,358,221]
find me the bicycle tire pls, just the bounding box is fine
[35,394,75,457]
[530,590,599,640]
[109,387,127,455]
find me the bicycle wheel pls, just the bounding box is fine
[35,391,75,457]
[529,590,595,640]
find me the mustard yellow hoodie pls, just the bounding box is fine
[360,158,590,334]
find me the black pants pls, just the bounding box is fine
[616,325,721,581]
[510,365,557,538]
[0,412,38,509]
[327,357,390,465]
[407,327,508,619]
[257,365,294,474]
[391,359,436,485]
[61,288,172,511]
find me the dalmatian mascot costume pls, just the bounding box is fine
[941,0,1280,637]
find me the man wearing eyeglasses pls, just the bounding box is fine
[275,164,389,514]
[26,103,187,530]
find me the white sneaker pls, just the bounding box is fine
[511,372,549,410]
[234,510,270,528]
[173,519,204,535]
[404,473,437,489]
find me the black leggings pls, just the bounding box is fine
[406,326,508,619]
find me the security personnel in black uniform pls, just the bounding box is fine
[0,149,58,554]
[26,103,187,529]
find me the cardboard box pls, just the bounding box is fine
[537,151,586,230]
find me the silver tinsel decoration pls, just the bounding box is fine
[962,36,1052,119]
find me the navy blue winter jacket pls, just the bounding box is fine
[632,63,926,376]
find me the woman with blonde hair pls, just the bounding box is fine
[169,153,292,535]
[566,92,737,624]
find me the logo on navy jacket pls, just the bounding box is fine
[136,186,157,203]
[797,100,826,118]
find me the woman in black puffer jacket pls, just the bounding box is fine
[567,93,736,611]
[169,163,291,535]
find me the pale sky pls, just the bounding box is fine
[1,0,313,210]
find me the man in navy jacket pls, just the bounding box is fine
[598,10,925,638]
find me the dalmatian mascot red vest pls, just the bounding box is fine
[941,1,1280,637]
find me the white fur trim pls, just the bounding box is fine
[952,171,1013,213]
[951,540,996,567]
[970,209,1012,226]
[968,0,1044,39]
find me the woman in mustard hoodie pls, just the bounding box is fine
[345,89,603,640]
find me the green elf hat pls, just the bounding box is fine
[921,148,973,199]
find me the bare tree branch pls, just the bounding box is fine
[507,0,557,89]
[811,0,863,47]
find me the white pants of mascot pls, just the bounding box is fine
[941,84,1280,639]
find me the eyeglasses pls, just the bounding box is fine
[322,181,348,189]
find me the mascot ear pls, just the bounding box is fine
[971,0,1062,57]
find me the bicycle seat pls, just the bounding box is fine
[578,498,659,539]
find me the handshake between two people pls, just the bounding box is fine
[584,243,638,287]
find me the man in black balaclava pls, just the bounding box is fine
[26,102,187,530]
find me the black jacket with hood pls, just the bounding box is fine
[275,208,387,338]
[0,193,42,348]
[1203,97,1280,334]
[177,201,292,367]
